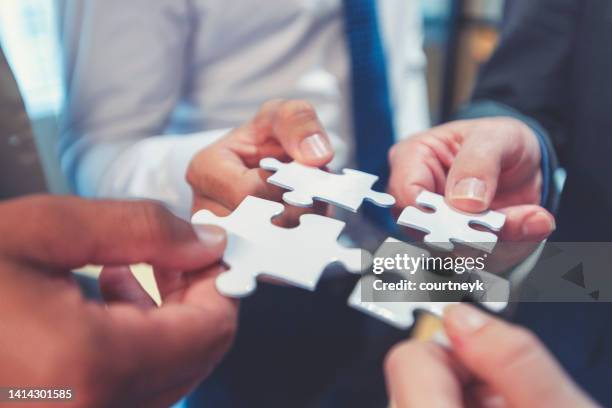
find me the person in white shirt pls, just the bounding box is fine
[58,1,429,406]
[58,0,428,218]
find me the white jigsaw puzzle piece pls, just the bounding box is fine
[260,157,395,212]
[348,238,509,329]
[397,191,506,253]
[192,195,367,298]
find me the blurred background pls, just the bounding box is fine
[0,0,504,197]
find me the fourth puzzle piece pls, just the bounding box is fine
[260,157,395,212]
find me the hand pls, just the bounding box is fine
[0,196,238,408]
[388,118,555,241]
[385,304,596,407]
[187,99,333,224]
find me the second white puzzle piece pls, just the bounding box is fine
[260,157,395,212]
[192,195,368,298]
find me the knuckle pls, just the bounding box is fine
[129,201,176,246]
[277,100,318,124]
[255,99,285,123]
[259,98,285,114]
[186,148,210,189]
[473,118,527,147]
[412,139,430,153]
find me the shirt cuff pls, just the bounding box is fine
[92,129,231,219]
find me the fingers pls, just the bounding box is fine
[385,341,464,407]
[253,99,333,166]
[189,148,285,211]
[99,266,156,309]
[388,121,471,209]
[444,128,508,213]
[498,205,556,241]
[443,304,595,408]
[188,99,333,217]
[445,118,539,213]
[1,196,226,272]
[106,265,238,393]
[388,138,446,209]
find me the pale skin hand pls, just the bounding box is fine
[0,196,238,408]
[385,304,598,408]
[187,99,334,224]
[389,118,556,241]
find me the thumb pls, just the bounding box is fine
[443,304,596,408]
[253,99,333,166]
[444,128,508,213]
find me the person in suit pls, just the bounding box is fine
[388,0,612,405]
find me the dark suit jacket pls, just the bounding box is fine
[0,47,47,197]
[461,0,612,241]
[458,0,612,404]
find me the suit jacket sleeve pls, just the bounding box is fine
[456,0,582,211]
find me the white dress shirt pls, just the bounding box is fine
[59,0,429,218]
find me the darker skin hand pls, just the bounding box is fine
[0,196,238,408]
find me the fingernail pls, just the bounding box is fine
[451,177,486,203]
[300,133,331,160]
[444,304,488,336]
[193,225,226,246]
[522,211,556,238]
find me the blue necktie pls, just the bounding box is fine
[343,0,396,228]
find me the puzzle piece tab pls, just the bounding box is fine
[192,195,367,298]
[348,238,509,329]
[397,191,505,253]
[260,157,395,212]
